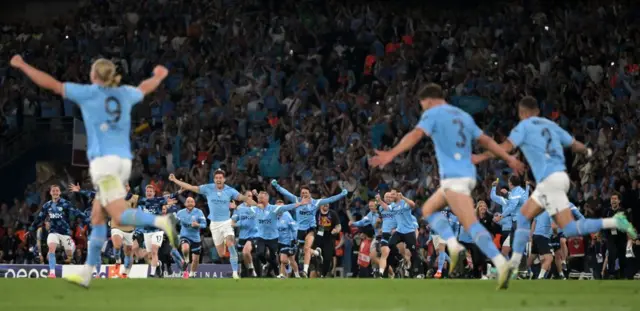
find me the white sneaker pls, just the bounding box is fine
[277,274,285,279]
[447,242,465,274]
[232,271,240,280]
[496,262,514,290]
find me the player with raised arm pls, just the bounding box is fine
[389,190,422,278]
[251,192,308,277]
[375,192,399,278]
[168,171,255,279]
[138,185,179,277]
[489,177,529,258]
[349,200,382,272]
[276,200,300,278]
[270,180,347,277]
[231,191,259,277]
[29,185,87,278]
[472,96,638,275]
[369,83,525,289]
[10,55,178,287]
[176,196,206,278]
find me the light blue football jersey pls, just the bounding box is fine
[416,104,483,180]
[64,83,143,160]
[508,117,573,183]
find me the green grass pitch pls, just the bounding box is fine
[1,279,638,311]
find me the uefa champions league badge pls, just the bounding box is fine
[100,123,109,132]
[454,153,462,160]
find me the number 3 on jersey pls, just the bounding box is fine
[452,118,466,148]
[104,96,122,128]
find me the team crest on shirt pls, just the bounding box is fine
[58,206,63,212]
[217,192,221,196]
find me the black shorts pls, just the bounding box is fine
[500,230,511,247]
[180,237,202,255]
[394,232,418,251]
[531,235,551,255]
[278,243,297,256]
[549,235,561,251]
[133,231,144,247]
[257,238,279,256]
[380,232,393,247]
[237,238,257,252]
[297,227,316,244]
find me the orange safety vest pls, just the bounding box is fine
[358,239,372,267]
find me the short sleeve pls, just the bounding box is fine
[123,85,144,105]
[507,121,527,147]
[231,214,239,221]
[553,123,574,147]
[466,115,483,140]
[63,83,93,104]
[415,110,435,136]
[199,184,213,196]
[228,187,240,200]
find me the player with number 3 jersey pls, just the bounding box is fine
[10,55,179,288]
[472,96,637,274]
[369,83,525,290]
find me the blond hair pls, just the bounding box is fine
[91,58,121,87]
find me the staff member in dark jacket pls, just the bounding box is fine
[315,204,341,277]
[603,193,629,279]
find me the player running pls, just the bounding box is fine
[389,190,422,278]
[489,177,529,258]
[369,83,524,289]
[349,200,381,273]
[277,200,300,278]
[168,171,255,279]
[138,185,179,277]
[29,185,87,278]
[271,180,347,277]
[231,191,259,277]
[10,55,179,287]
[472,96,638,275]
[374,192,399,278]
[176,196,206,278]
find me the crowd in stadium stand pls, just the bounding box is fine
[1,0,640,279]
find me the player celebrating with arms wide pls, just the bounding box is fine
[472,96,637,273]
[168,171,256,279]
[10,55,178,288]
[369,83,525,289]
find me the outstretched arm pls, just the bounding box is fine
[271,180,299,203]
[168,174,200,193]
[490,186,507,206]
[137,66,169,96]
[316,189,348,206]
[10,55,64,96]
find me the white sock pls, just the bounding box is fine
[379,267,384,273]
[491,255,507,269]
[153,216,167,228]
[150,264,156,276]
[294,271,300,277]
[304,264,309,273]
[511,253,523,267]
[602,218,617,229]
[446,238,460,250]
[249,263,254,269]
[538,269,547,279]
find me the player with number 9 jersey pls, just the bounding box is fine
[9,55,180,288]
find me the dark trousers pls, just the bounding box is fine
[606,235,628,278]
[315,236,335,277]
[257,238,278,276]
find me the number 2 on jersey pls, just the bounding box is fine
[541,128,556,157]
[104,96,122,126]
[452,118,466,148]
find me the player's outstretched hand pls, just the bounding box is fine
[153,66,169,79]
[507,156,526,176]
[10,55,25,69]
[368,150,394,168]
[270,179,278,186]
[168,174,176,182]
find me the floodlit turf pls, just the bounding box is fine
[1,279,639,311]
